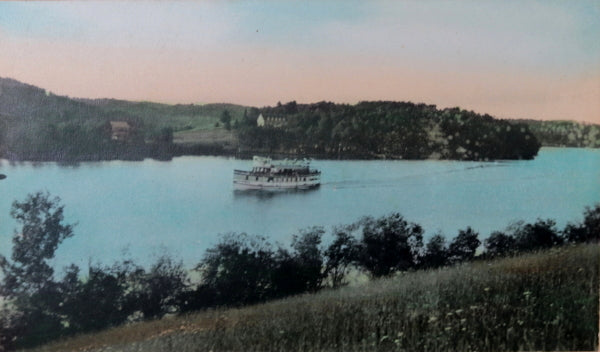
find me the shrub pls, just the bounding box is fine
[448,227,480,264]
[421,233,449,268]
[484,231,516,257]
[356,213,424,277]
[513,219,562,252]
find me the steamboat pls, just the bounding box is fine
[233,156,321,191]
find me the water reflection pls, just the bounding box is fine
[233,187,320,200]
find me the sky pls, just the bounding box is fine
[0,1,599,123]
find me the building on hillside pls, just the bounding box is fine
[109,121,131,141]
[256,114,265,127]
[256,114,287,128]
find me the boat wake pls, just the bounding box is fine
[322,163,510,189]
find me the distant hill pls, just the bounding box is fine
[0,77,595,162]
[238,101,542,160]
[512,119,600,148]
[0,77,248,161]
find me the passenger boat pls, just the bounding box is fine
[233,156,321,190]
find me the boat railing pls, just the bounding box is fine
[234,169,320,176]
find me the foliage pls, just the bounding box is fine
[0,192,74,297]
[484,231,517,258]
[269,227,326,297]
[421,233,449,268]
[514,119,600,148]
[447,227,481,264]
[0,192,75,348]
[219,110,232,130]
[564,204,600,243]
[28,244,600,352]
[512,219,563,252]
[0,193,192,350]
[2,192,599,350]
[356,213,424,277]
[237,101,541,160]
[133,256,189,320]
[59,262,139,334]
[196,233,276,306]
[288,227,326,292]
[324,225,360,287]
[192,230,326,308]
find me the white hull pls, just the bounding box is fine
[233,180,320,191]
[233,170,320,191]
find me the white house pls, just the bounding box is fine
[257,114,265,127]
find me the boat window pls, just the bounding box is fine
[245,176,248,180]
[255,176,259,181]
[268,177,273,182]
[304,178,306,181]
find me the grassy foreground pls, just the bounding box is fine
[30,244,598,352]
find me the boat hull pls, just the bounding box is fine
[233,181,320,191]
[233,170,320,191]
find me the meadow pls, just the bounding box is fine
[29,243,598,352]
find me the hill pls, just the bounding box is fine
[29,244,599,352]
[237,101,541,160]
[1,77,596,162]
[0,77,246,161]
[512,119,600,148]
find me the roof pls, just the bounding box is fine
[110,121,130,129]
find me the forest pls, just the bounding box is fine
[237,101,541,160]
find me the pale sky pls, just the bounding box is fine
[0,1,599,123]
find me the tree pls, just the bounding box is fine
[421,233,449,269]
[513,219,562,252]
[133,255,189,319]
[0,192,74,297]
[484,231,516,257]
[448,227,480,264]
[290,227,326,292]
[356,213,423,277]
[324,226,359,288]
[60,261,139,334]
[0,191,75,348]
[196,233,275,306]
[220,110,232,130]
[564,204,600,243]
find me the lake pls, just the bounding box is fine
[1,147,599,270]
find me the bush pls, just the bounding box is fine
[324,226,359,287]
[513,219,562,252]
[564,204,600,243]
[484,231,516,258]
[421,233,449,268]
[196,233,276,307]
[448,227,480,264]
[356,213,423,277]
[133,256,189,320]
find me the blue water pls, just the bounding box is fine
[0,147,598,270]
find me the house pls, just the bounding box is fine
[109,121,131,141]
[257,114,265,127]
[256,114,287,128]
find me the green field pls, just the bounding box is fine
[88,100,248,132]
[31,244,598,352]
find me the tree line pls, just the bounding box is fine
[515,119,600,148]
[235,101,541,160]
[0,192,598,350]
